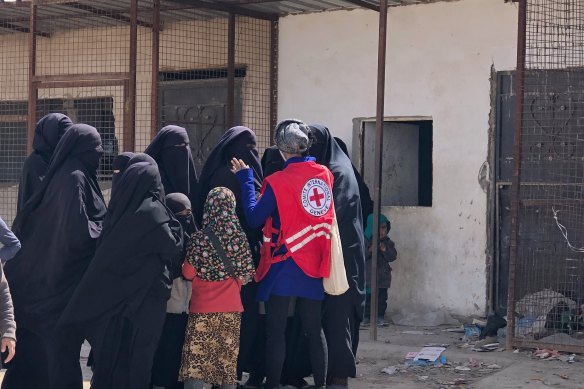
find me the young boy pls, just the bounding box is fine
[363,213,397,327]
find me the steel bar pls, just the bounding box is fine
[34,79,127,89]
[167,0,278,21]
[64,2,153,28]
[343,0,379,11]
[269,18,278,134]
[33,72,130,82]
[151,0,160,140]
[370,0,387,341]
[227,12,235,128]
[27,0,38,154]
[125,0,138,152]
[0,20,50,37]
[506,0,527,350]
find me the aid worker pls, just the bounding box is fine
[232,119,332,389]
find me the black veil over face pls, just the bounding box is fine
[17,113,73,211]
[145,125,198,205]
[7,124,107,326]
[110,152,135,196]
[309,124,366,313]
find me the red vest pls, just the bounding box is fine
[255,161,335,282]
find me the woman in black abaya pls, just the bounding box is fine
[145,125,198,205]
[309,125,366,389]
[196,126,264,385]
[5,124,107,389]
[17,113,72,211]
[60,155,183,389]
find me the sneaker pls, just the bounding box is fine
[377,317,388,327]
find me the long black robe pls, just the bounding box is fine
[5,124,107,389]
[17,113,72,212]
[110,152,135,196]
[260,146,285,178]
[196,126,264,380]
[60,159,183,389]
[145,125,199,206]
[333,137,374,228]
[309,124,366,381]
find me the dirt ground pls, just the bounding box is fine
[0,324,582,388]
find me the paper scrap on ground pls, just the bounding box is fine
[414,347,446,362]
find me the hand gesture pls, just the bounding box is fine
[231,158,249,174]
[380,242,387,252]
[1,337,15,363]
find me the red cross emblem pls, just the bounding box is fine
[309,187,325,207]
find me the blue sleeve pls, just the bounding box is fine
[236,169,276,229]
[0,218,21,262]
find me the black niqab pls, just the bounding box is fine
[309,124,366,311]
[17,113,73,212]
[111,152,135,196]
[261,146,285,178]
[60,160,183,328]
[145,125,198,205]
[6,123,107,326]
[333,137,374,228]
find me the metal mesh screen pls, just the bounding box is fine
[0,0,275,226]
[509,0,584,352]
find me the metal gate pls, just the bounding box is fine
[508,0,584,353]
[0,0,276,225]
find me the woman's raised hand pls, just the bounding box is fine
[231,158,249,174]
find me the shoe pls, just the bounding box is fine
[326,377,348,389]
[377,317,388,327]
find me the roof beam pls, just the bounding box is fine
[0,20,50,37]
[168,0,279,20]
[343,0,379,11]
[64,2,153,28]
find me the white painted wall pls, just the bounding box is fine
[278,0,518,316]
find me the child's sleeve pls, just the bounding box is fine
[383,238,397,263]
[0,218,21,262]
[0,264,15,340]
[182,262,196,281]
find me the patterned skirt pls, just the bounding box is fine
[179,312,241,385]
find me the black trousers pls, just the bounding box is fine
[265,296,327,389]
[364,288,388,319]
[1,328,50,389]
[323,291,358,381]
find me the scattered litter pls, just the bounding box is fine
[443,326,465,333]
[468,358,480,368]
[453,378,466,385]
[414,347,446,362]
[381,366,398,375]
[404,355,447,367]
[424,343,450,348]
[472,318,487,327]
[401,330,437,335]
[558,373,569,380]
[558,354,576,363]
[455,366,471,371]
[464,325,481,339]
[472,343,500,352]
[533,348,561,360]
[485,364,501,369]
[418,376,429,381]
[405,351,419,359]
[513,349,520,353]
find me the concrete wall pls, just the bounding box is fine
[278,0,518,315]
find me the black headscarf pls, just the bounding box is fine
[309,124,366,313]
[261,145,285,178]
[145,125,198,205]
[60,160,183,329]
[196,126,263,218]
[17,113,73,211]
[333,137,374,228]
[6,124,107,326]
[110,152,135,196]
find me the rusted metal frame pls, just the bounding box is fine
[269,19,278,135]
[123,79,131,150]
[35,79,127,89]
[370,0,387,341]
[63,2,153,28]
[27,0,38,154]
[167,0,278,21]
[151,0,160,140]
[227,12,236,128]
[125,0,138,152]
[0,20,50,37]
[343,0,380,11]
[33,73,130,82]
[506,0,527,350]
